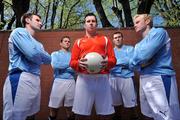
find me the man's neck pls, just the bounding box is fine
[25,27,35,36]
[60,48,69,52]
[115,45,122,50]
[142,26,151,38]
[86,31,97,38]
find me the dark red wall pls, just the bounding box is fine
[0,28,180,120]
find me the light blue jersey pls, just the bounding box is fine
[51,50,75,79]
[8,28,51,75]
[129,27,175,75]
[110,45,134,78]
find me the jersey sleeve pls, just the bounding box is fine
[117,46,134,67]
[106,38,116,70]
[70,39,81,71]
[38,44,51,64]
[51,52,69,69]
[11,29,51,64]
[129,28,168,70]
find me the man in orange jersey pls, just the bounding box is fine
[70,13,116,120]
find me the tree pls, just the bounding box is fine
[63,0,80,28]
[118,0,134,27]
[34,0,39,14]
[58,0,65,28]
[112,0,124,27]
[50,0,59,29]
[93,0,113,27]
[12,0,30,27]
[1,0,179,30]
[0,0,6,29]
[45,0,51,29]
[7,14,15,30]
[137,0,154,14]
[154,0,180,27]
[29,0,87,29]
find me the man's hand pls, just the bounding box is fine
[100,56,108,69]
[141,58,154,68]
[78,58,88,70]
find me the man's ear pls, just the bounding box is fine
[145,18,151,25]
[25,18,31,24]
[83,24,86,29]
[59,42,62,46]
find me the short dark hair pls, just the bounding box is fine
[84,13,97,22]
[113,31,123,38]
[60,36,70,42]
[21,13,41,27]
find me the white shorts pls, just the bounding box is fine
[3,72,40,120]
[72,74,114,115]
[140,75,180,120]
[109,76,137,108]
[48,78,75,108]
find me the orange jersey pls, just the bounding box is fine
[70,34,116,74]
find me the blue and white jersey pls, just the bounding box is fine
[8,28,51,75]
[110,45,134,78]
[129,27,175,75]
[51,50,75,80]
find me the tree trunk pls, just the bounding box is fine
[35,0,39,14]
[118,0,133,27]
[0,0,6,24]
[7,14,16,30]
[153,0,179,26]
[12,0,30,27]
[112,6,124,27]
[45,0,51,29]
[0,0,3,20]
[59,0,65,29]
[93,0,113,27]
[51,0,59,29]
[137,0,154,14]
[64,0,80,28]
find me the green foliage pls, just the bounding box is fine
[153,0,180,27]
[1,0,14,29]
[97,0,137,27]
[28,0,92,29]
[164,7,180,27]
[1,0,179,29]
[0,22,4,29]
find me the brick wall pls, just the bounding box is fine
[0,28,180,119]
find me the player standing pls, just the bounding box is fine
[110,31,138,120]
[3,13,51,120]
[70,13,116,120]
[129,14,180,120]
[48,36,76,120]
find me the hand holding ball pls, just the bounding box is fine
[83,52,104,73]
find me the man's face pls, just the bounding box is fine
[84,15,97,32]
[60,37,71,50]
[133,15,147,33]
[113,33,123,47]
[27,15,42,31]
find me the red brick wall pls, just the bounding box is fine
[0,28,180,119]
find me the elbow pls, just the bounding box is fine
[25,52,41,64]
[42,57,51,64]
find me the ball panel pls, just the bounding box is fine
[84,52,103,73]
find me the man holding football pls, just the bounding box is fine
[70,13,116,120]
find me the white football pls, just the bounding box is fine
[84,52,104,73]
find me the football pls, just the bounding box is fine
[84,52,104,73]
